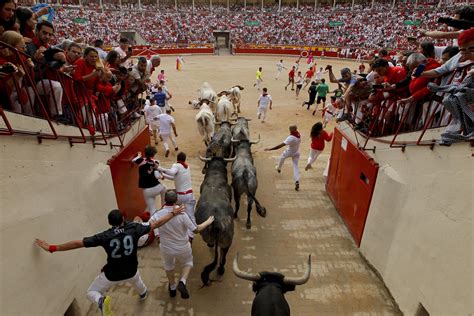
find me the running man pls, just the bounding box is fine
[295,71,304,98]
[314,78,330,115]
[285,66,296,91]
[155,109,178,158]
[265,125,301,191]
[275,59,287,80]
[35,207,185,316]
[257,87,272,123]
[143,96,161,145]
[253,67,263,90]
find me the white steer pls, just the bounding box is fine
[215,95,234,123]
[227,85,244,113]
[195,102,216,145]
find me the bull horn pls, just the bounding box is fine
[233,253,261,282]
[250,134,261,145]
[199,156,212,162]
[224,156,237,162]
[231,137,240,143]
[283,255,312,286]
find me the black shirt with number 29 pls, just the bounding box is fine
[83,222,151,281]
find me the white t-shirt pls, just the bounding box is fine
[156,113,175,134]
[295,75,304,85]
[276,62,285,71]
[151,206,197,253]
[258,94,272,108]
[144,104,161,124]
[283,135,301,155]
[114,46,131,68]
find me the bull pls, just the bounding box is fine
[231,137,266,229]
[215,93,236,122]
[196,156,236,285]
[206,121,233,159]
[233,253,312,316]
[195,101,215,146]
[228,85,244,113]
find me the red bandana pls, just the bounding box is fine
[178,161,188,169]
[290,131,301,138]
[32,36,48,49]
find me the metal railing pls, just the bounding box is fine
[0,41,143,148]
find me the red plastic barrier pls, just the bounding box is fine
[108,127,150,219]
[326,127,379,246]
[234,47,338,57]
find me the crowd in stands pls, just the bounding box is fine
[0,0,473,145]
[48,4,453,50]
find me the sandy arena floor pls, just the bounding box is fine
[86,54,401,316]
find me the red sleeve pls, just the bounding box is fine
[324,131,333,142]
[73,59,86,82]
[96,82,114,96]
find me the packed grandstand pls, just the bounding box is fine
[1,0,473,146]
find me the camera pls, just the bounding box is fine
[437,17,474,30]
[0,63,17,74]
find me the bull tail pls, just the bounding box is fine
[201,224,219,286]
[242,169,267,218]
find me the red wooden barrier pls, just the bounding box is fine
[108,127,150,219]
[234,47,338,57]
[326,128,379,246]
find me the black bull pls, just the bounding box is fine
[196,156,235,285]
[233,253,312,316]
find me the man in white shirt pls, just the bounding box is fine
[158,152,196,239]
[150,190,214,299]
[315,67,328,82]
[155,109,178,157]
[113,37,132,68]
[146,55,161,76]
[129,57,151,95]
[144,96,161,145]
[264,125,301,191]
[257,87,272,123]
[275,59,287,80]
[160,80,175,112]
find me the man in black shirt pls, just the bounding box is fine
[35,207,184,316]
[302,81,318,110]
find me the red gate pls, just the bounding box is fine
[326,128,379,246]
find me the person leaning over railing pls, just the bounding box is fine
[26,20,68,123]
[95,68,121,133]
[0,30,35,115]
[0,0,16,36]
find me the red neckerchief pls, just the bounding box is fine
[290,131,301,138]
[32,36,49,49]
[178,161,188,169]
[164,203,175,207]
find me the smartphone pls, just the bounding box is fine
[413,64,426,77]
[0,64,16,73]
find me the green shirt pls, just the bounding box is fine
[316,83,329,97]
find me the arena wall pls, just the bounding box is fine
[337,125,473,315]
[0,114,145,315]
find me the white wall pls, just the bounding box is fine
[340,125,473,315]
[0,116,143,315]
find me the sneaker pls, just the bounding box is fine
[177,281,190,299]
[312,110,316,116]
[295,181,300,191]
[98,296,112,316]
[291,88,295,91]
[285,86,287,91]
[174,147,179,151]
[275,166,281,173]
[139,290,148,301]
[168,284,177,298]
[305,164,312,171]
[170,106,175,112]
[165,149,170,157]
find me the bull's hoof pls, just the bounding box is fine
[207,243,214,248]
[217,266,225,275]
[257,207,267,218]
[246,221,251,229]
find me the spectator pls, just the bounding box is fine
[441,46,460,64]
[147,54,161,76]
[114,37,132,68]
[0,0,16,35]
[105,50,121,72]
[15,7,36,40]
[26,21,67,122]
[128,56,149,96]
[94,39,108,60]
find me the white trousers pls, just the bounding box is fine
[278,150,300,182]
[36,79,63,116]
[177,193,196,238]
[87,271,147,306]
[160,133,177,151]
[307,148,322,167]
[160,245,194,271]
[10,86,34,115]
[97,113,109,133]
[255,79,262,89]
[275,70,282,79]
[143,183,167,214]
[257,105,268,122]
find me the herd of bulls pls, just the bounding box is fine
[188,83,311,316]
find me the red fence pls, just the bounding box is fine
[132,46,214,56]
[234,47,338,58]
[326,128,379,246]
[108,127,150,219]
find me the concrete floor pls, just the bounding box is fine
[86,55,401,316]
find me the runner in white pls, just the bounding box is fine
[275,59,287,80]
[257,87,273,123]
[154,109,178,157]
